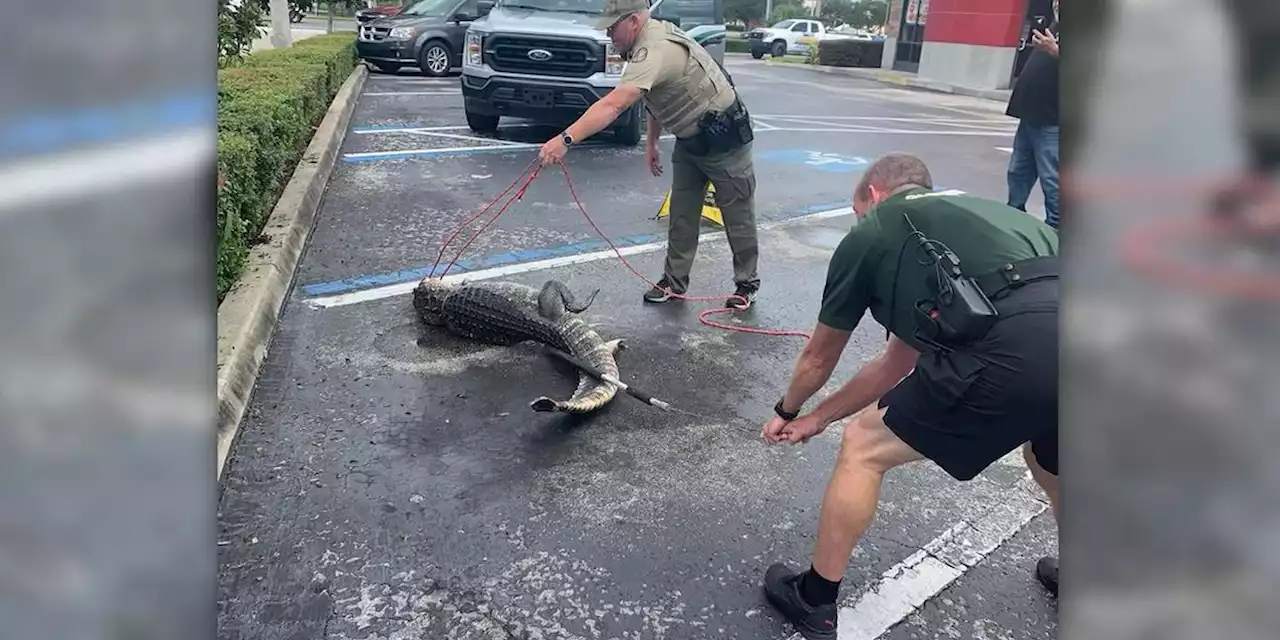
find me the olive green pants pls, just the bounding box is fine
[663,139,760,293]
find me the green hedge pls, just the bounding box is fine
[725,38,752,54]
[816,40,885,68]
[216,33,357,301]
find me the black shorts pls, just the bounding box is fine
[879,278,1059,481]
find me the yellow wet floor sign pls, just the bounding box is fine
[655,182,723,226]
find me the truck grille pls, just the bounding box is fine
[359,25,390,42]
[484,35,601,78]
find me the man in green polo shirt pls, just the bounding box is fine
[758,153,1060,639]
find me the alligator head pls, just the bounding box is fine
[412,277,456,326]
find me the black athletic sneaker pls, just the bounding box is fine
[1036,556,1058,596]
[725,283,758,309]
[643,277,681,303]
[762,563,838,640]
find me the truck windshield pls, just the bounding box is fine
[770,20,796,29]
[402,0,458,16]
[497,0,607,12]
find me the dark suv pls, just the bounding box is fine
[356,0,486,76]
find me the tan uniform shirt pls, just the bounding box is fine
[620,19,737,139]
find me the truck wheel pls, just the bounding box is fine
[614,108,643,146]
[418,40,453,77]
[372,63,403,74]
[771,40,787,58]
[751,49,765,60]
[466,110,500,134]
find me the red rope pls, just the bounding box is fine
[1120,215,1280,301]
[428,157,541,280]
[557,164,811,340]
[428,159,812,341]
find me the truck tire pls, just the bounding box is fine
[771,40,787,58]
[751,49,765,59]
[466,110,500,134]
[372,62,403,74]
[418,40,454,77]
[614,108,643,146]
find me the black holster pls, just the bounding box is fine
[684,96,754,157]
[912,256,1059,350]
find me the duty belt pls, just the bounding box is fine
[973,256,1059,301]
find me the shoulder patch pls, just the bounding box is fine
[630,47,648,63]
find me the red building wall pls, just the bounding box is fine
[921,0,1028,48]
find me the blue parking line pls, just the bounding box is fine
[298,200,853,297]
[0,91,213,161]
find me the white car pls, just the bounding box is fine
[746,19,858,58]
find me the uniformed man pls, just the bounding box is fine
[536,0,762,308]
[758,154,1061,638]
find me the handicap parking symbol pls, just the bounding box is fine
[758,149,868,173]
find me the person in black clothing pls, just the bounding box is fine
[1005,0,1061,229]
[1211,0,1280,235]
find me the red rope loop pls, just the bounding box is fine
[428,159,812,341]
[1120,216,1280,301]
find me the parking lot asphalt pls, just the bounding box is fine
[216,58,1057,640]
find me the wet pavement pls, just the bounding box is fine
[217,58,1058,639]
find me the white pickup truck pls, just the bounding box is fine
[745,19,871,59]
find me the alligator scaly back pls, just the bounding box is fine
[412,277,622,414]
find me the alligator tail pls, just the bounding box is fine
[530,338,624,413]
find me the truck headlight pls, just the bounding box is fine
[605,43,625,75]
[465,31,484,66]
[388,27,416,40]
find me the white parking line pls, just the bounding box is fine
[0,130,211,213]
[343,141,544,161]
[997,147,1014,153]
[404,130,528,146]
[351,124,537,135]
[770,127,1014,136]
[755,115,1010,124]
[304,205,853,309]
[813,488,1048,640]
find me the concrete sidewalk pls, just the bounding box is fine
[744,55,1014,103]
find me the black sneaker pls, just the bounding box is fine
[725,283,758,309]
[1036,556,1058,596]
[762,563,838,640]
[643,277,681,303]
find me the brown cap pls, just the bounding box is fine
[595,0,650,30]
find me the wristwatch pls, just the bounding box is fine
[774,396,800,421]
[561,132,574,146]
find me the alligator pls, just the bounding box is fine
[412,277,624,414]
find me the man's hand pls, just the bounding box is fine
[646,143,663,177]
[765,413,828,445]
[538,136,569,166]
[1031,29,1059,57]
[761,415,790,444]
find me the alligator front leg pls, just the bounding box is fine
[537,280,600,321]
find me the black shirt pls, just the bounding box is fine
[1005,22,1059,127]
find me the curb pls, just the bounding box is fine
[215,64,368,481]
[763,59,1011,103]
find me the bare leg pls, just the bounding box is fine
[1024,441,1061,595]
[811,408,926,579]
[1023,441,1060,522]
[762,408,926,637]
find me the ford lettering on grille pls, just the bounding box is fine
[527,49,553,62]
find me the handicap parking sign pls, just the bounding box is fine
[758,149,868,173]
